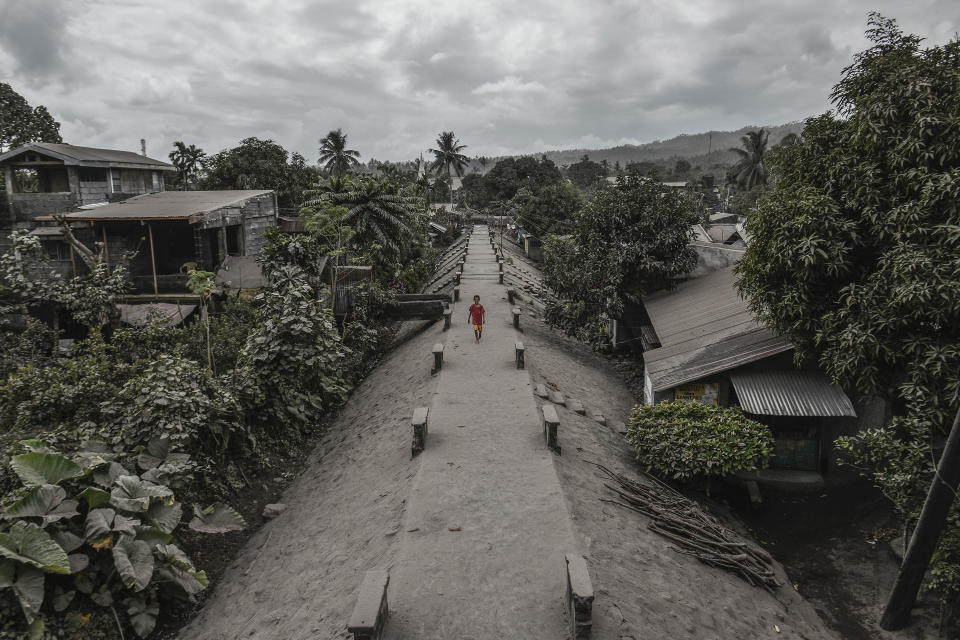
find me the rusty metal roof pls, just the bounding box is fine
[730,370,857,417]
[0,143,174,170]
[642,267,793,392]
[63,190,274,221]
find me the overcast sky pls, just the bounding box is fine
[1,1,956,163]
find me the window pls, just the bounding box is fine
[111,168,122,192]
[152,172,161,191]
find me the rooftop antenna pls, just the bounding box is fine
[140,139,146,156]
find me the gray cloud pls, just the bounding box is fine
[2,0,957,161]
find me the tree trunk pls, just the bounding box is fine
[880,406,960,630]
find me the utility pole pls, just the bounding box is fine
[881,406,960,630]
[499,201,504,257]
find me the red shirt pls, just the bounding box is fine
[469,303,485,324]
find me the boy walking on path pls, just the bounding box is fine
[468,295,485,343]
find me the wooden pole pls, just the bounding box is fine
[148,223,159,298]
[101,225,110,272]
[881,406,960,629]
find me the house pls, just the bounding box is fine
[51,190,277,295]
[0,143,175,224]
[639,267,876,477]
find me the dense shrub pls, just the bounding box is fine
[626,402,773,481]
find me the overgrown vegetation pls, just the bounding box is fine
[736,14,960,600]
[626,402,773,484]
[0,139,445,635]
[542,169,699,345]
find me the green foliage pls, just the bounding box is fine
[543,169,699,340]
[168,141,206,189]
[736,14,960,598]
[428,131,469,189]
[516,181,584,237]
[0,83,62,155]
[728,183,770,217]
[318,128,361,178]
[201,137,318,210]
[0,445,244,637]
[480,155,564,205]
[566,154,606,189]
[626,402,774,480]
[727,129,769,189]
[0,318,55,380]
[239,275,348,436]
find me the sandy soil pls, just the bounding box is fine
[516,313,836,640]
[180,227,839,640]
[178,318,443,640]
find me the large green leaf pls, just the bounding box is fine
[53,531,83,553]
[85,508,137,542]
[10,453,84,487]
[134,526,174,546]
[79,486,111,509]
[146,501,182,534]
[127,596,159,638]
[12,564,45,623]
[112,536,154,592]
[137,437,190,471]
[0,521,70,574]
[188,503,246,534]
[4,485,80,524]
[110,476,174,513]
[93,462,128,488]
[0,558,13,587]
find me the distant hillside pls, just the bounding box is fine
[468,122,806,173]
[539,122,805,168]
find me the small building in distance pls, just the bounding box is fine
[639,266,874,479]
[54,190,277,295]
[0,143,175,224]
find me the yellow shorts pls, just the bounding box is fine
[473,324,483,331]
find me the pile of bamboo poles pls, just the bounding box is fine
[595,463,782,592]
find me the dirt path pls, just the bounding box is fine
[384,226,578,638]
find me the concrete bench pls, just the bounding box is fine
[453,285,460,302]
[535,383,548,398]
[512,307,522,329]
[542,403,560,454]
[515,341,525,369]
[568,399,585,415]
[431,343,444,374]
[499,272,504,284]
[347,570,390,640]
[564,554,594,639]
[454,270,461,285]
[411,406,429,456]
[548,390,565,406]
[443,308,452,330]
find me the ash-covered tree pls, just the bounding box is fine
[482,155,563,203]
[168,141,206,189]
[202,137,317,210]
[318,128,361,178]
[735,14,960,598]
[516,181,584,237]
[566,154,605,189]
[0,83,62,154]
[727,129,769,189]
[543,169,698,343]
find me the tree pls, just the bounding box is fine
[318,128,361,178]
[202,137,305,209]
[428,131,469,201]
[542,169,699,341]
[306,175,421,261]
[0,83,62,154]
[566,154,605,189]
[734,13,960,616]
[516,181,584,237]
[727,129,769,189]
[674,159,692,175]
[483,155,563,203]
[168,141,206,189]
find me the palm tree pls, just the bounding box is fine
[318,128,361,178]
[428,131,469,202]
[323,176,420,259]
[728,129,769,190]
[168,141,206,189]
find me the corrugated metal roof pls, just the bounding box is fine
[730,370,857,417]
[63,190,274,221]
[0,143,174,170]
[642,267,793,391]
